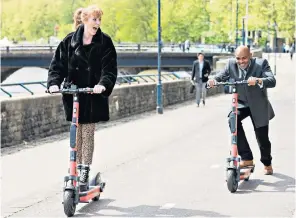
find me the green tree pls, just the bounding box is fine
[1,0,295,44]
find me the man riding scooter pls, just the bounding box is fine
[207,46,276,175]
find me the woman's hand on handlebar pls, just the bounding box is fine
[49,85,59,93]
[93,84,106,94]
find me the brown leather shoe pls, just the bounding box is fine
[239,160,254,168]
[264,165,273,175]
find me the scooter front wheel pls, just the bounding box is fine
[63,190,76,217]
[227,170,238,193]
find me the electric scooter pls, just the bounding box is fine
[47,84,106,217]
[207,80,255,193]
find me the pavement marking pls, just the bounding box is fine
[159,203,176,210]
[210,164,221,169]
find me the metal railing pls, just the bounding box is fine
[1,81,47,97]
[0,43,225,53]
[0,73,185,97]
[0,43,164,53]
[0,44,158,53]
[116,73,181,84]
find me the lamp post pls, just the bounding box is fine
[294,0,296,49]
[267,21,270,60]
[235,0,239,48]
[156,0,163,114]
[242,17,245,45]
[273,22,278,76]
[245,0,248,46]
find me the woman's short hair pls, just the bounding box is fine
[73,5,104,30]
[73,8,83,30]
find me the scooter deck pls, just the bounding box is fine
[240,165,255,173]
[79,184,104,203]
[239,165,255,181]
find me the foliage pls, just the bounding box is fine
[1,0,295,43]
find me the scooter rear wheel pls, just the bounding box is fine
[63,190,76,217]
[227,170,238,193]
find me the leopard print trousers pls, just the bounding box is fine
[76,123,95,165]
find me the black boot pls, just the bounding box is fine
[79,165,90,192]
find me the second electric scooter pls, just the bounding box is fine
[207,80,255,193]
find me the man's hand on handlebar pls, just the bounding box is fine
[207,79,217,88]
[49,85,59,93]
[247,77,262,86]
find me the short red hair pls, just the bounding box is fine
[73,5,103,30]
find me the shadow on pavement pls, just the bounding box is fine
[237,173,295,194]
[75,199,230,217]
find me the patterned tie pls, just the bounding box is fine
[239,67,248,79]
[242,69,246,79]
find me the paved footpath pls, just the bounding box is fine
[1,54,295,217]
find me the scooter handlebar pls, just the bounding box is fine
[45,87,96,94]
[206,80,252,89]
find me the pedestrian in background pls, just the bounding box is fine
[191,53,211,107]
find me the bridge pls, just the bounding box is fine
[1,50,219,68]
[0,45,262,83]
[0,46,227,79]
[1,51,202,81]
[1,54,295,217]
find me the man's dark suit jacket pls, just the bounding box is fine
[214,57,276,128]
[191,60,211,83]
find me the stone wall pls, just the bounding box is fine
[1,80,223,148]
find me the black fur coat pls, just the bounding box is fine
[47,25,117,123]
